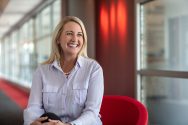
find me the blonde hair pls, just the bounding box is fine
[43,16,88,64]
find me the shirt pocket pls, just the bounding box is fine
[42,85,59,110]
[72,83,88,107]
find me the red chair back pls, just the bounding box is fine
[100,96,148,125]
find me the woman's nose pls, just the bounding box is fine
[71,34,77,42]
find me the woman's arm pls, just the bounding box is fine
[23,66,45,125]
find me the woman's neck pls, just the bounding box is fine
[60,56,77,74]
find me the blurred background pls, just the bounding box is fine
[1,0,188,125]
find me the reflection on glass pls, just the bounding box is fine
[13,31,20,80]
[9,34,14,78]
[36,37,51,64]
[52,0,61,30]
[143,76,188,125]
[0,42,2,73]
[0,41,5,74]
[35,13,42,38]
[18,21,36,84]
[19,42,35,83]
[28,19,34,40]
[41,6,51,36]
[0,0,60,87]
[141,0,188,71]
[4,38,10,77]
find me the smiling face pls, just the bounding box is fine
[58,21,84,58]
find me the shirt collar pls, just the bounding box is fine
[77,56,84,67]
[51,60,61,71]
[50,56,84,70]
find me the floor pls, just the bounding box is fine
[0,78,29,125]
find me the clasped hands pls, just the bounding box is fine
[31,117,71,125]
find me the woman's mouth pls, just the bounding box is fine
[67,43,79,48]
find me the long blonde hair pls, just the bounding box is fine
[43,16,88,64]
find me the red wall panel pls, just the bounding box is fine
[96,0,135,97]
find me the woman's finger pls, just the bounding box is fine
[48,119,59,123]
[36,116,48,122]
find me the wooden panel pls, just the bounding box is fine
[0,0,9,15]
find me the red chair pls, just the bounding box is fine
[100,96,148,125]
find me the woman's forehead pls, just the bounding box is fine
[63,21,82,31]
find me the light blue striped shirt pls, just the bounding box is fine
[23,56,104,125]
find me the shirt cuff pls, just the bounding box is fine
[69,123,76,125]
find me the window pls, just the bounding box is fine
[0,42,2,73]
[136,0,188,124]
[41,6,52,36]
[0,0,61,87]
[52,0,61,30]
[19,22,35,84]
[36,37,51,64]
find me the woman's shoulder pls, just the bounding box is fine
[38,63,51,68]
[35,63,52,72]
[80,56,102,68]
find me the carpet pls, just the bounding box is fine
[0,91,24,125]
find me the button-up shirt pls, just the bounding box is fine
[23,56,104,125]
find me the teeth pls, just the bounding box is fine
[69,44,77,47]
[68,43,78,48]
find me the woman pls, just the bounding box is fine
[23,16,104,125]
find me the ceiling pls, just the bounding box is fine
[0,0,43,39]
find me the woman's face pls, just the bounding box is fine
[59,21,84,57]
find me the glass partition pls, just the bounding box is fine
[52,0,61,30]
[143,76,188,125]
[140,0,188,71]
[0,0,61,87]
[36,37,51,64]
[41,6,52,36]
[0,42,2,73]
[137,0,188,124]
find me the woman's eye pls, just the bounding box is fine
[77,34,83,37]
[66,32,72,35]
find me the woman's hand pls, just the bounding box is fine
[30,117,48,125]
[30,118,71,125]
[43,119,71,125]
